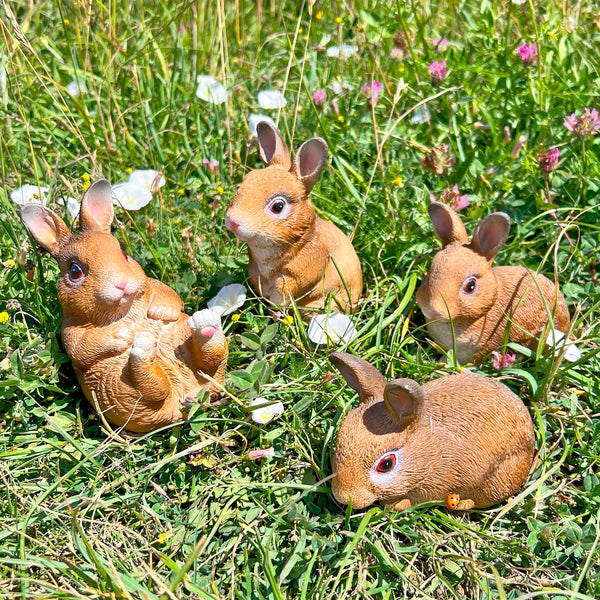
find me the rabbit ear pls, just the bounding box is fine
[291,137,328,193]
[330,352,387,404]
[256,121,291,169]
[428,201,468,247]
[471,212,511,261]
[20,204,70,258]
[80,179,114,233]
[383,379,424,425]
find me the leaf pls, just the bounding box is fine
[227,370,255,390]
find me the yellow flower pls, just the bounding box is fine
[315,9,323,20]
[337,115,345,123]
[4,259,15,269]
[178,188,185,195]
[82,173,90,181]
[157,532,170,544]
[82,180,91,191]
[231,313,241,323]
[126,167,133,174]
[63,18,69,25]
[282,315,294,325]
[336,16,342,23]
[233,57,239,64]
[392,176,404,187]
[217,186,224,194]
[0,312,9,325]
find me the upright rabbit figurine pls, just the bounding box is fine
[225,122,362,312]
[20,179,228,433]
[329,352,535,510]
[416,202,570,365]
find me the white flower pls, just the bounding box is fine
[547,329,582,362]
[248,114,276,137]
[257,90,287,109]
[195,75,227,105]
[57,196,80,221]
[249,397,284,424]
[66,78,85,98]
[128,169,165,193]
[207,283,247,316]
[512,0,526,4]
[10,185,49,206]
[307,312,358,345]
[326,44,358,59]
[411,105,431,124]
[112,182,153,210]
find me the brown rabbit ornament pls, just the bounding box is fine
[416,201,570,365]
[20,179,228,433]
[225,122,362,312]
[329,352,535,510]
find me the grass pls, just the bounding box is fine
[1,0,600,597]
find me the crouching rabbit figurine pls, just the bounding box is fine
[416,201,570,365]
[329,352,535,510]
[20,179,228,433]
[225,122,362,312]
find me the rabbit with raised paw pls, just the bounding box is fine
[225,122,362,312]
[20,179,228,433]
[416,201,570,365]
[329,352,535,510]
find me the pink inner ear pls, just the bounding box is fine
[300,150,320,175]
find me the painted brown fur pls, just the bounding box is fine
[416,201,570,365]
[225,122,362,312]
[21,179,228,433]
[330,352,535,510]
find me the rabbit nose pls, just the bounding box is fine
[225,214,239,233]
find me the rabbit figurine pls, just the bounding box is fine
[20,179,228,433]
[225,122,362,312]
[329,352,535,510]
[415,201,570,365]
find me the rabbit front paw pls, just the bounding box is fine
[189,309,222,339]
[147,303,182,322]
[130,332,158,362]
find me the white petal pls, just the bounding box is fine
[411,105,431,124]
[547,329,582,363]
[250,397,284,424]
[248,114,276,137]
[128,169,165,193]
[307,312,358,345]
[257,90,287,109]
[207,283,247,316]
[10,185,49,206]
[57,196,80,220]
[66,78,84,97]
[112,182,153,210]
[326,44,358,58]
[195,75,227,105]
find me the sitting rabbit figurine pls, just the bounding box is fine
[415,201,570,365]
[20,179,228,433]
[225,122,362,312]
[329,352,535,510]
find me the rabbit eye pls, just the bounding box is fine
[375,453,397,473]
[265,195,290,220]
[68,261,85,282]
[461,276,478,294]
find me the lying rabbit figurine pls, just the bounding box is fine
[225,121,362,312]
[329,352,535,510]
[20,179,228,433]
[415,201,570,365]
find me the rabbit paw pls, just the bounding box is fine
[147,303,182,322]
[189,309,222,339]
[130,332,158,362]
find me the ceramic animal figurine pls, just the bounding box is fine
[329,352,535,510]
[415,201,570,365]
[225,122,362,312]
[20,179,228,433]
